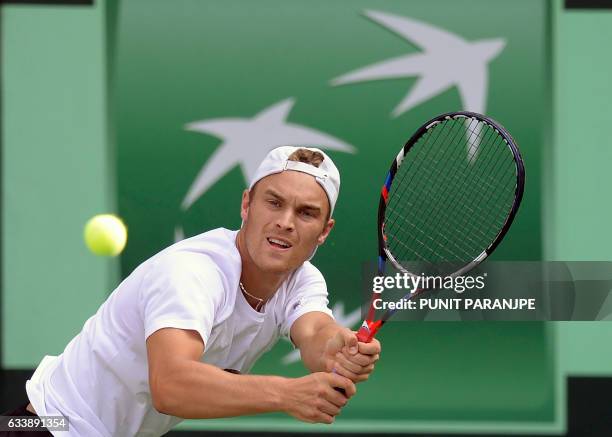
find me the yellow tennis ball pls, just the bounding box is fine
[84,214,127,256]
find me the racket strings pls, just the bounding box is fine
[387,214,475,262]
[387,121,476,260]
[397,127,514,257]
[397,119,512,229]
[388,187,507,260]
[419,126,516,240]
[389,137,514,264]
[386,121,484,266]
[398,136,514,239]
[388,119,466,229]
[384,117,518,273]
[390,119,491,246]
[450,128,518,228]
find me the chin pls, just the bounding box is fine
[257,262,293,275]
[257,254,302,274]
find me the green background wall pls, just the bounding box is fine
[113,0,551,432]
[1,2,119,366]
[550,0,612,378]
[2,0,612,434]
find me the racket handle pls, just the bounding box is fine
[356,327,372,342]
[333,326,379,394]
[356,320,382,342]
[332,369,347,395]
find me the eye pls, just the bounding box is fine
[300,209,315,218]
[267,199,281,208]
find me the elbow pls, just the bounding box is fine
[150,376,179,417]
[151,392,169,416]
[150,383,169,415]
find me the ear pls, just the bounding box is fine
[317,218,335,245]
[240,189,250,223]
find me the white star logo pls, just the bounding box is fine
[331,10,506,162]
[331,10,505,117]
[281,302,363,365]
[181,98,356,210]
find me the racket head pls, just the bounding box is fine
[378,111,525,276]
[358,112,525,337]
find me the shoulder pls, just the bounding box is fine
[275,262,328,309]
[286,261,327,291]
[140,229,241,313]
[149,228,241,283]
[275,262,333,338]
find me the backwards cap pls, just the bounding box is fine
[249,146,341,216]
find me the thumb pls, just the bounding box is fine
[327,330,345,355]
[341,329,358,355]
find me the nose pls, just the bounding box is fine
[275,208,295,232]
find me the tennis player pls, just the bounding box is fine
[11,146,381,436]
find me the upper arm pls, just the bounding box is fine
[280,263,333,340]
[141,252,227,350]
[146,328,204,408]
[289,311,335,351]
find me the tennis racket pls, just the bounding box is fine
[356,111,525,342]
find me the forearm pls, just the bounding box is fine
[153,360,286,419]
[299,320,343,373]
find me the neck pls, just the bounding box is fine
[236,229,287,301]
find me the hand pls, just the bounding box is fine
[324,328,381,383]
[283,372,356,424]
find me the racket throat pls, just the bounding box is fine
[357,320,383,342]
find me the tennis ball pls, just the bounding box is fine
[84,214,127,256]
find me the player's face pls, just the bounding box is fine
[240,171,334,274]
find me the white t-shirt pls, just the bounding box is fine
[26,228,333,437]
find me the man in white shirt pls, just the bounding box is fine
[16,146,381,436]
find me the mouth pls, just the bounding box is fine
[267,237,293,250]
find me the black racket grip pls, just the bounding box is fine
[332,369,347,396]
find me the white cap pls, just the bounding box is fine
[249,146,341,216]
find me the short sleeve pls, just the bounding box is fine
[280,263,334,339]
[140,252,226,347]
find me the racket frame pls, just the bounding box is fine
[357,111,525,342]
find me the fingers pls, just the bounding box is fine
[304,410,335,424]
[333,328,358,354]
[357,338,381,355]
[329,372,357,397]
[331,328,381,357]
[318,398,342,416]
[342,329,359,354]
[330,332,380,384]
[335,353,374,375]
[326,386,349,407]
[309,375,349,424]
[339,349,379,367]
[333,361,371,382]
[289,373,353,425]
